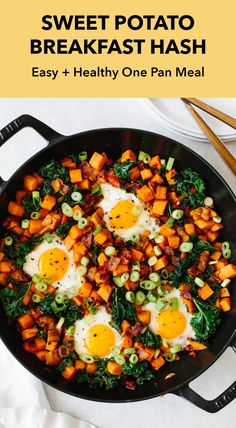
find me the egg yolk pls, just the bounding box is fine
[109,200,139,230]
[86,324,115,357]
[38,248,69,281]
[157,309,186,339]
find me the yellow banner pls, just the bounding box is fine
[0,0,235,97]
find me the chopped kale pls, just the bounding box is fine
[111,288,136,331]
[63,300,82,328]
[75,359,120,390]
[40,159,69,184]
[56,219,76,238]
[190,298,221,341]
[113,160,135,180]
[22,195,41,215]
[193,240,215,254]
[168,255,195,288]
[56,351,77,372]
[36,294,55,316]
[122,361,154,385]
[173,168,206,208]
[91,244,101,266]
[41,179,55,196]
[136,329,160,348]
[13,236,43,268]
[0,286,28,318]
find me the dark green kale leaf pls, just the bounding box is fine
[136,329,160,348]
[13,236,43,268]
[40,159,69,184]
[173,168,206,208]
[168,255,196,288]
[22,195,41,215]
[111,288,136,331]
[0,286,29,318]
[36,294,55,316]
[75,360,120,390]
[56,219,76,238]
[41,179,55,197]
[113,161,135,180]
[91,244,101,266]
[56,351,77,372]
[122,361,154,385]
[190,298,221,341]
[193,240,215,255]
[63,300,82,328]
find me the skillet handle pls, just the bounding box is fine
[174,337,236,413]
[0,114,63,147]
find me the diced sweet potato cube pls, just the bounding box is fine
[63,235,75,250]
[122,333,133,349]
[219,288,230,298]
[61,365,78,380]
[69,169,82,183]
[18,313,34,330]
[149,156,161,169]
[136,185,154,202]
[184,223,195,235]
[189,340,207,350]
[160,224,176,237]
[155,186,167,200]
[218,263,236,280]
[98,252,108,266]
[93,231,107,245]
[86,362,97,374]
[151,355,165,370]
[113,264,129,276]
[97,284,112,302]
[198,283,214,300]
[129,167,140,180]
[167,235,180,249]
[151,173,164,184]
[69,225,83,240]
[41,195,56,211]
[120,149,137,162]
[140,169,153,181]
[152,200,168,216]
[89,152,106,171]
[107,361,122,375]
[78,179,91,191]
[153,255,168,271]
[8,201,24,217]
[220,297,231,312]
[137,310,151,324]
[79,282,93,299]
[24,175,38,191]
[131,249,144,261]
[75,359,86,370]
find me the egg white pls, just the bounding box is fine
[74,306,122,358]
[97,183,159,240]
[143,288,195,347]
[23,234,84,295]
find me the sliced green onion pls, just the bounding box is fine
[125,291,135,303]
[130,233,140,244]
[30,211,40,219]
[204,196,214,207]
[166,157,175,171]
[114,354,125,366]
[138,151,151,163]
[32,191,41,205]
[132,205,142,216]
[71,191,82,202]
[121,272,129,284]
[132,261,140,271]
[130,271,140,282]
[32,294,41,303]
[112,346,120,357]
[113,276,123,287]
[222,241,230,251]
[124,347,136,355]
[213,216,222,224]
[68,286,78,297]
[164,353,176,362]
[80,354,94,363]
[194,277,205,287]
[180,242,193,253]
[78,217,88,229]
[161,269,169,279]
[45,232,52,243]
[154,348,161,358]
[73,210,82,221]
[147,291,157,302]
[55,294,67,305]
[51,301,66,314]
[56,317,65,329]
[105,246,116,256]
[222,242,231,259]
[35,282,48,292]
[166,217,175,228]
[93,225,102,236]
[149,272,160,283]
[149,231,160,240]
[21,219,29,229]
[5,236,13,246]
[157,285,165,296]
[66,325,76,336]
[129,354,138,364]
[91,184,101,195]
[208,260,218,265]
[81,256,89,267]
[140,280,156,290]
[135,291,146,305]
[32,274,42,283]
[148,256,158,266]
[58,345,70,358]
[79,151,88,162]
[156,299,167,311]
[171,297,179,310]
[162,338,168,348]
[170,345,181,353]
[221,279,231,288]
[61,202,73,217]
[77,266,87,277]
[155,235,164,244]
[171,209,184,220]
[154,245,162,256]
[161,159,166,167]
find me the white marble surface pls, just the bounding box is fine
[0,98,236,428]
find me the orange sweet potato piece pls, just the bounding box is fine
[220,297,231,312]
[0,273,8,285]
[78,179,91,191]
[122,333,133,349]
[218,263,236,280]
[153,255,168,271]
[98,252,108,266]
[23,337,46,353]
[121,320,131,335]
[24,175,38,191]
[189,340,207,350]
[71,296,83,306]
[183,298,195,313]
[36,350,46,361]
[0,261,12,272]
[184,223,195,235]
[89,152,106,170]
[75,359,86,370]
[8,201,24,217]
[137,310,151,324]
[155,186,167,200]
[210,251,222,261]
[131,249,144,261]
[41,195,56,211]
[167,235,180,249]
[69,169,82,183]
[63,235,75,250]
[211,223,224,232]
[145,243,155,257]
[219,288,230,298]
[149,156,161,169]
[194,219,214,230]
[198,283,214,300]
[152,200,168,216]
[160,224,176,237]
[136,185,154,202]
[129,166,140,180]
[151,355,166,370]
[79,282,93,299]
[22,327,39,341]
[86,362,97,374]
[141,169,153,181]
[113,264,129,276]
[97,284,112,302]
[165,169,176,185]
[61,365,78,380]
[121,149,137,162]
[29,219,43,234]
[107,361,122,375]
[207,231,220,242]
[69,224,83,240]
[16,190,27,204]
[18,313,34,330]
[93,231,107,245]
[151,172,164,184]
[73,204,84,217]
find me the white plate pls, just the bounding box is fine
[143,98,236,142]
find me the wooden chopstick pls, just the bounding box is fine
[181,98,236,130]
[182,101,236,176]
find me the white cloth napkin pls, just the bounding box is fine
[0,340,96,428]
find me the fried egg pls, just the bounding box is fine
[143,288,195,347]
[74,306,122,358]
[97,183,158,240]
[23,235,84,294]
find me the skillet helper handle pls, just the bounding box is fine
[0,114,62,147]
[174,336,236,413]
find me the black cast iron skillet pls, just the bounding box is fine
[0,114,236,412]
